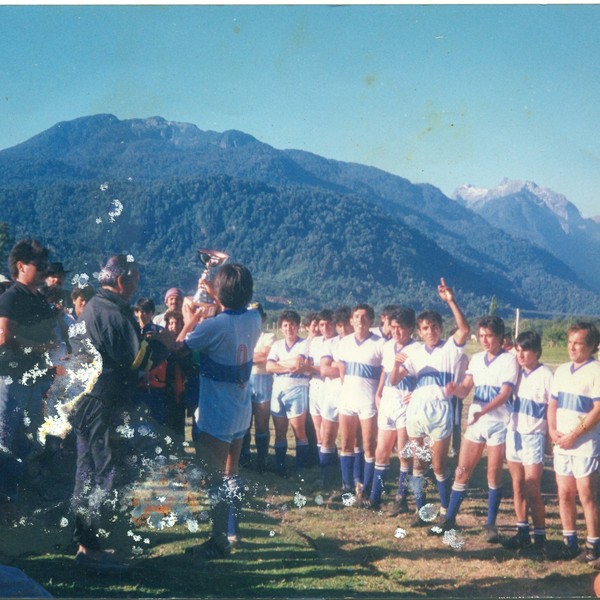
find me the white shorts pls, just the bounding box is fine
[339,393,377,420]
[309,378,324,417]
[320,380,340,423]
[271,385,308,419]
[554,453,600,479]
[249,373,273,405]
[505,430,545,465]
[406,399,451,442]
[378,394,408,431]
[464,404,508,446]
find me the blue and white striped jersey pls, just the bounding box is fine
[338,332,384,405]
[402,338,466,403]
[466,349,519,423]
[510,364,553,435]
[551,359,600,457]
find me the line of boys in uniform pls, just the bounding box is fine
[247,289,600,568]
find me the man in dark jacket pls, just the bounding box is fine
[70,254,172,574]
[0,239,55,518]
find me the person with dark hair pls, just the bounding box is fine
[158,309,189,439]
[319,307,353,491]
[133,297,163,336]
[306,309,336,468]
[502,330,552,556]
[0,239,55,518]
[177,263,261,559]
[241,302,275,472]
[369,307,418,512]
[432,314,518,542]
[44,261,70,304]
[393,279,470,526]
[266,310,312,477]
[371,304,400,341]
[548,321,600,566]
[70,254,174,573]
[133,296,168,425]
[164,309,199,441]
[302,312,319,340]
[334,303,383,504]
[70,285,95,320]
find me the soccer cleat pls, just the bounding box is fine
[326,488,352,507]
[427,518,456,536]
[575,542,599,564]
[502,533,532,550]
[483,524,500,544]
[559,543,581,561]
[185,535,232,560]
[354,482,364,500]
[520,538,546,560]
[411,510,429,528]
[387,496,410,517]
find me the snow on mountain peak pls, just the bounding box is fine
[454,179,582,224]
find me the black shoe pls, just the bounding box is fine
[428,518,456,536]
[559,543,581,560]
[75,551,129,575]
[575,542,599,563]
[520,538,546,560]
[327,488,353,507]
[483,524,500,544]
[185,536,232,560]
[387,496,410,517]
[502,532,531,550]
[411,511,429,527]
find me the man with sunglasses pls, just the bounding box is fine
[0,239,56,519]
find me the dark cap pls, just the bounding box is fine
[46,262,70,276]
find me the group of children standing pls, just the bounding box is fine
[244,278,600,568]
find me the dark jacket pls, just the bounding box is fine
[77,287,142,404]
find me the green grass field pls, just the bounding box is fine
[4,342,597,599]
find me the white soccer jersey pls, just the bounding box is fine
[370,325,391,341]
[338,332,384,411]
[402,338,465,403]
[321,335,343,395]
[184,308,261,439]
[267,336,310,392]
[466,350,519,424]
[381,338,418,402]
[251,330,276,376]
[510,364,553,435]
[551,359,600,457]
[307,335,328,382]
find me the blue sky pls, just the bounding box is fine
[1,4,599,216]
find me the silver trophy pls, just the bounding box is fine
[192,249,229,317]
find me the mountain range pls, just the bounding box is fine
[454,179,600,297]
[0,114,598,317]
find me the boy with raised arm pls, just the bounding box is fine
[393,278,470,525]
